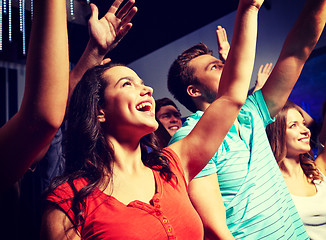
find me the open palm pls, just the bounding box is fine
[88,0,137,55]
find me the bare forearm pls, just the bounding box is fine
[0,0,68,191]
[281,0,326,60]
[24,0,69,127]
[262,0,326,118]
[218,1,260,105]
[189,175,235,240]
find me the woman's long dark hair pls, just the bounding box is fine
[45,62,175,235]
[266,101,322,181]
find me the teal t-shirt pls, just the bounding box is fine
[169,90,309,239]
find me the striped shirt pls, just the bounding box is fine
[169,90,309,239]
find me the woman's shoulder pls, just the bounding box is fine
[161,148,181,169]
[161,147,187,183]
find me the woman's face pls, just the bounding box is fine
[100,66,158,138]
[285,108,311,158]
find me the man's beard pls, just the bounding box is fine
[201,85,218,103]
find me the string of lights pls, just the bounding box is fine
[1,0,89,56]
[19,0,22,32]
[8,0,11,42]
[22,0,25,55]
[70,0,74,18]
[0,0,2,51]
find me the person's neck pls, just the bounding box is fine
[197,101,210,112]
[281,156,303,178]
[108,136,145,174]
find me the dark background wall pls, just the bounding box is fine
[1,0,325,123]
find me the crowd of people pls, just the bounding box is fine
[0,0,326,239]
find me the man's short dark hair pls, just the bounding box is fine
[155,97,180,114]
[167,43,213,113]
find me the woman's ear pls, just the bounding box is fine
[97,109,106,123]
[187,85,202,98]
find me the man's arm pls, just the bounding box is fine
[69,0,137,102]
[170,0,262,182]
[261,0,326,118]
[189,174,235,240]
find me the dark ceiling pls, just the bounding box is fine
[89,0,239,64]
[1,0,271,64]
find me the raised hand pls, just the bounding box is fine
[215,0,264,63]
[68,0,137,100]
[254,62,273,92]
[216,26,230,63]
[100,58,112,65]
[88,0,137,55]
[242,0,264,9]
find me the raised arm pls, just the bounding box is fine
[261,0,326,118]
[170,0,262,182]
[68,0,137,102]
[0,0,69,191]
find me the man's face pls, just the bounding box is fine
[188,54,224,103]
[156,105,182,137]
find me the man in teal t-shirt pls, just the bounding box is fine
[167,0,326,238]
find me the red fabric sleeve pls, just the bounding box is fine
[161,147,187,187]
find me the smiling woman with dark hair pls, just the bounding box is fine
[40,0,262,238]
